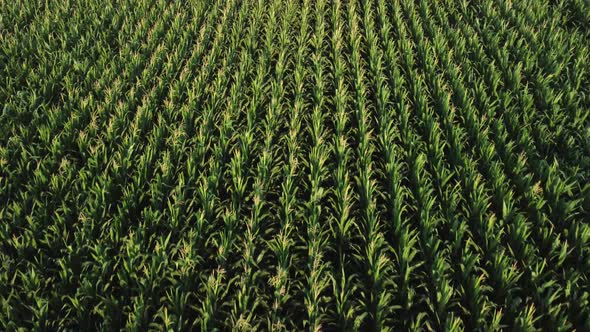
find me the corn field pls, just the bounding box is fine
[1,0,590,330]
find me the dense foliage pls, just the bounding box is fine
[1,0,590,330]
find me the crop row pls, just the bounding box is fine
[1,0,589,330]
